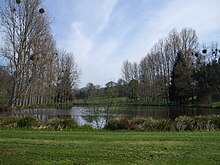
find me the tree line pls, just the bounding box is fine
[0,0,79,109]
[76,28,220,104]
[1,1,219,108]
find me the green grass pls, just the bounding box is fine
[74,96,220,108]
[73,97,169,106]
[0,130,220,164]
[0,94,9,101]
[211,101,220,108]
[74,97,128,105]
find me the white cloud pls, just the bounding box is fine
[61,0,119,87]
[67,22,92,61]
[49,0,220,87]
[93,0,118,35]
[148,0,220,43]
[120,0,220,62]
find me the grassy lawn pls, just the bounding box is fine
[74,97,220,108]
[211,101,220,108]
[0,130,220,164]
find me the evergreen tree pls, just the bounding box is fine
[169,51,193,102]
[195,48,220,103]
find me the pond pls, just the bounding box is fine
[5,106,220,127]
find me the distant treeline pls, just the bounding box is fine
[76,28,220,104]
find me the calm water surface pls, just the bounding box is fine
[7,106,220,127]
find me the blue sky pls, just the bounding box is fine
[1,0,220,87]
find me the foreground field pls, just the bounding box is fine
[0,130,220,164]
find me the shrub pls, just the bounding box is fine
[62,118,78,129]
[105,117,175,131]
[174,115,219,131]
[105,115,219,131]
[175,116,195,131]
[153,119,175,131]
[130,116,148,125]
[0,115,20,128]
[17,116,39,128]
[209,115,220,129]
[0,102,9,112]
[129,117,148,129]
[48,118,77,130]
[104,118,130,130]
[193,115,215,131]
[140,117,155,131]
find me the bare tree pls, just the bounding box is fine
[121,60,139,83]
[137,28,199,103]
[121,60,132,83]
[82,87,122,128]
[55,50,80,106]
[0,0,57,108]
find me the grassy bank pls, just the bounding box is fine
[0,129,220,164]
[73,98,220,108]
[73,97,169,106]
[1,115,220,131]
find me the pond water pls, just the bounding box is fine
[5,106,220,127]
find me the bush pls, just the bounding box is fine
[48,118,77,130]
[153,119,175,131]
[129,117,175,131]
[139,117,155,131]
[62,118,78,128]
[104,118,130,130]
[105,117,176,131]
[105,115,220,131]
[0,115,20,128]
[193,115,215,131]
[0,102,9,112]
[175,116,195,131]
[17,116,39,128]
[130,116,148,125]
[1,115,219,131]
[174,115,219,131]
[209,115,220,129]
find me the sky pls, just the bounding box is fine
[1,0,220,87]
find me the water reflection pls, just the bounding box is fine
[121,106,220,120]
[6,106,220,127]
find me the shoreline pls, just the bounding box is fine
[72,100,220,108]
